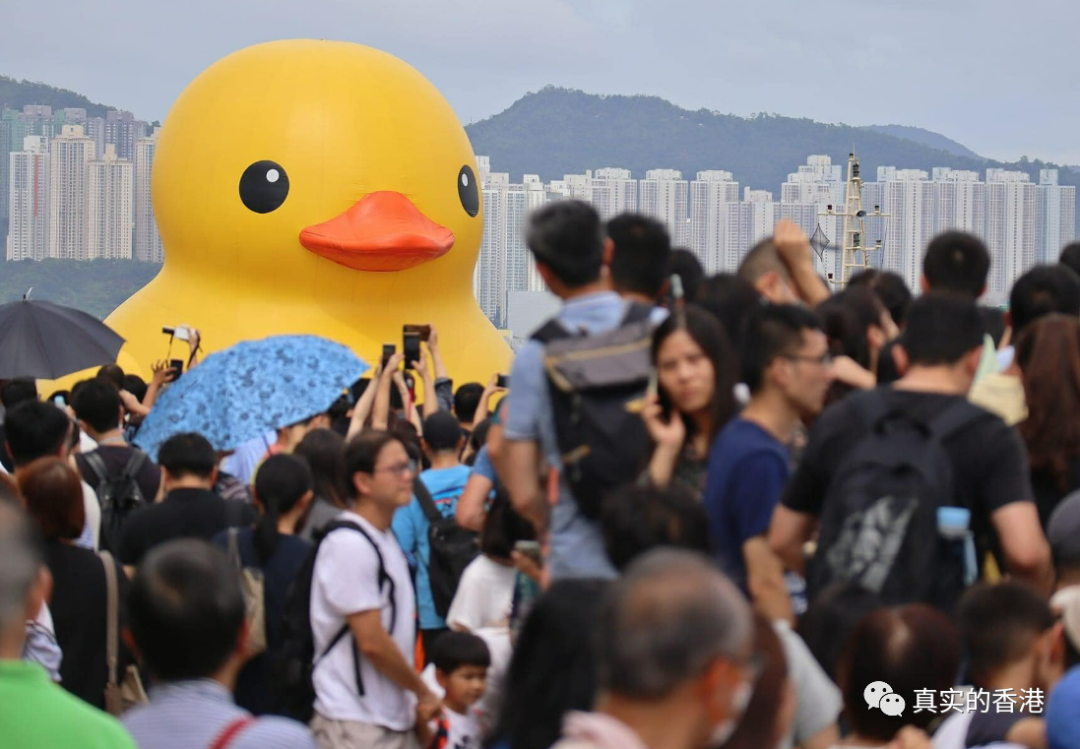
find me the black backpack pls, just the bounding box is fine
[808,397,985,610]
[84,449,148,553]
[532,302,655,520]
[415,478,478,619]
[270,519,395,722]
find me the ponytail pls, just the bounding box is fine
[252,454,313,561]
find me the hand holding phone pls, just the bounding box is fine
[402,331,421,369]
[381,344,396,371]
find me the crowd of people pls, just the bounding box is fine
[5,198,1080,749]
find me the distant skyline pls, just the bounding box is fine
[2,0,1079,164]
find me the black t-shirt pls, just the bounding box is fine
[782,387,1035,576]
[75,444,162,505]
[117,488,257,566]
[45,542,130,709]
[1030,458,1080,530]
[211,526,311,715]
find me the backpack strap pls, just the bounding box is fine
[621,302,654,326]
[531,317,571,344]
[413,478,442,526]
[83,451,109,488]
[313,521,397,700]
[120,450,148,502]
[98,550,120,694]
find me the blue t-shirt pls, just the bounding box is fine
[704,418,790,589]
[471,446,497,485]
[392,465,471,629]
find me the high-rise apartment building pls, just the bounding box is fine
[690,170,739,272]
[87,144,133,259]
[133,129,163,262]
[932,168,986,239]
[639,169,689,246]
[48,124,95,260]
[6,136,50,261]
[1036,169,1077,264]
[590,167,637,220]
[985,169,1037,300]
[876,168,936,291]
[104,110,149,161]
[782,155,845,280]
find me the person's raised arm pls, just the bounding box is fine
[774,220,831,307]
[347,375,381,441]
[744,536,795,625]
[501,440,547,533]
[394,371,422,433]
[371,353,404,431]
[186,328,201,369]
[142,359,178,411]
[416,346,439,415]
[992,502,1052,594]
[427,324,450,382]
[474,374,506,427]
[768,505,817,575]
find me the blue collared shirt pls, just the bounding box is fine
[122,679,316,749]
[503,291,632,581]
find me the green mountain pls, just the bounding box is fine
[0,75,117,118]
[0,260,161,319]
[466,87,1077,203]
[861,124,982,160]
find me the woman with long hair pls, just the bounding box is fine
[815,286,898,404]
[212,453,313,714]
[294,428,349,541]
[641,304,738,497]
[1016,314,1080,526]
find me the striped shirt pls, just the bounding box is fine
[121,679,316,749]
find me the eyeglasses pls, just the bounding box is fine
[783,353,833,367]
[375,460,417,477]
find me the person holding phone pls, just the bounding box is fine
[641,305,738,499]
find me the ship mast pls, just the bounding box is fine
[821,152,888,288]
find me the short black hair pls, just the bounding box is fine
[122,374,148,403]
[157,433,216,479]
[430,630,491,675]
[849,269,912,328]
[70,378,121,433]
[4,401,71,468]
[344,430,402,498]
[481,492,535,560]
[1009,264,1080,337]
[741,305,823,392]
[526,201,604,288]
[956,582,1054,685]
[454,383,484,425]
[0,378,38,410]
[96,364,125,391]
[900,293,984,366]
[1060,242,1080,279]
[922,231,990,298]
[607,213,672,300]
[669,249,705,304]
[127,539,245,681]
[600,484,710,572]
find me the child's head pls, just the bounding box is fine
[480,492,535,562]
[431,632,491,712]
[957,582,1057,690]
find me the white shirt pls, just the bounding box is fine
[420,627,511,734]
[74,481,100,551]
[420,668,484,749]
[447,555,516,632]
[311,510,417,729]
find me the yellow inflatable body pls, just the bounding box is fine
[106,40,511,386]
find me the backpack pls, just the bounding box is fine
[807,397,985,610]
[415,478,478,619]
[84,449,148,553]
[531,302,655,520]
[270,519,395,722]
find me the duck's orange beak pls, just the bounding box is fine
[299,191,454,272]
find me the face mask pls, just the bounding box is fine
[707,679,754,748]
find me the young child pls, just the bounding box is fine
[420,632,491,749]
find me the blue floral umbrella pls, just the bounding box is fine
[134,334,367,458]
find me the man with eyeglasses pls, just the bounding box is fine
[553,549,755,749]
[704,305,832,625]
[309,431,441,749]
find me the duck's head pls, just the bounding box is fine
[152,40,482,288]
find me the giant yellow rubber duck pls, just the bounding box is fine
[106,39,511,385]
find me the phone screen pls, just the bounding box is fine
[402,332,421,368]
[381,344,395,369]
[169,359,184,381]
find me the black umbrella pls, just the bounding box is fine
[0,294,125,380]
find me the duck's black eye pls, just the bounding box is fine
[458,165,479,217]
[239,160,289,213]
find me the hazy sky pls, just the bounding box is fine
[3,0,1077,164]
